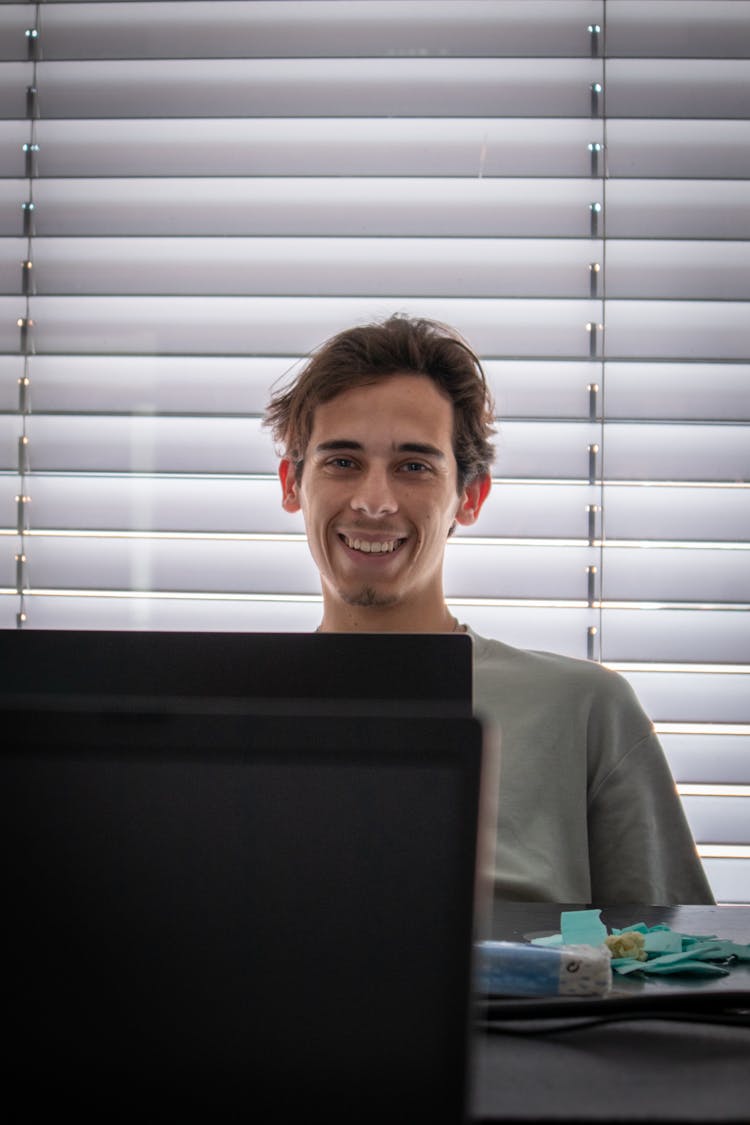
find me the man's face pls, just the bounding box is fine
[279,373,488,621]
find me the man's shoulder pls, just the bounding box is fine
[467,628,650,743]
[467,626,639,711]
[468,628,613,683]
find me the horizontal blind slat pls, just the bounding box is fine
[14,58,607,120]
[607,1,750,58]
[0,178,611,238]
[661,734,750,785]
[0,354,295,414]
[603,363,750,421]
[618,672,750,724]
[699,859,750,905]
[605,59,750,119]
[605,120,750,178]
[0,295,606,357]
[0,121,735,182]
[605,301,750,360]
[1,474,304,535]
[681,795,749,845]
[2,236,611,299]
[4,296,746,361]
[11,1,605,62]
[1,118,608,178]
[604,180,750,239]
[600,546,750,603]
[603,485,750,542]
[6,238,750,301]
[0,591,324,633]
[600,608,750,664]
[9,535,325,596]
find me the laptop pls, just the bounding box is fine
[1,631,488,1123]
[0,628,473,717]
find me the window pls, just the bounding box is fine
[2,0,748,900]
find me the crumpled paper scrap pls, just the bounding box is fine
[604,930,647,961]
[530,909,750,978]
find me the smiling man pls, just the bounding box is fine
[264,313,714,906]
[278,371,488,633]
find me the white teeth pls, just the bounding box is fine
[344,536,401,554]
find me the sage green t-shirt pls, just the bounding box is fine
[469,628,714,906]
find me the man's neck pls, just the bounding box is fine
[317,601,459,634]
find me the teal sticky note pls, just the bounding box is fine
[611,958,652,975]
[676,941,727,961]
[643,931,683,955]
[529,933,564,947]
[681,932,718,949]
[612,946,731,977]
[560,909,608,947]
[722,941,750,962]
[641,958,729,977]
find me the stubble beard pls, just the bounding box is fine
[343,584,398,609]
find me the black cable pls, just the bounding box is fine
[475,989,750,1036]
[479,1010,750,1036]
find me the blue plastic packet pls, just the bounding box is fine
[475,940,612,997]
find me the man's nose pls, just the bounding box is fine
[349,467,398,517]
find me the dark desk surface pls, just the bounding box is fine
[472,902,750,1123]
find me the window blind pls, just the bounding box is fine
[1,0,748,901]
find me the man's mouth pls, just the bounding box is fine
[339,534,405,555]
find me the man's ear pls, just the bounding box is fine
[279,459,301,513]
[455,472,491,528]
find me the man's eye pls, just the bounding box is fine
[327,457,356,470]
[400,461,430,473]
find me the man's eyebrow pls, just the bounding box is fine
[313,440,364,454]
[313,440,446,459]
[396,442,446,459]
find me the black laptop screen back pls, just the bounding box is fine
[0,629,473,717]
[3,708,482,1122]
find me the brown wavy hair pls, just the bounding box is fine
[263,313,496,490]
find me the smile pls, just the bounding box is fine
[340,534,405,555]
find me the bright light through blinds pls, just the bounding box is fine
[1,0,749,901]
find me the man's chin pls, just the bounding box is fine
[341,584,398,609]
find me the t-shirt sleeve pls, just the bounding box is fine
[586,684,715,905]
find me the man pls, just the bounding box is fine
[264,313,714,905]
